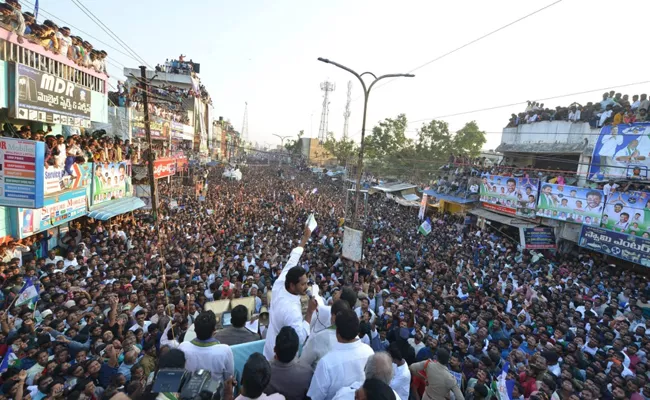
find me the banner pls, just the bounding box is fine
[154,158,177,179]
[91,161,133,206]
[579,225,650,266]
[17,188,87,238]
[171,121,194,141]
[418,194,428,220]
[479,175,539,217]
[536,183,604,226]
[523,227,556,249]
[135,185,152,210]
[0,138,45,208]
[12,63,91,128]
[131,110,169,139]
[43,163,92,196]
[589,123,650,180]
[601,190,650,236]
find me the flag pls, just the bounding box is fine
[34,0,39,20]
[15,278,39,309]
[0,347,13,373]
[494,361,515,400]
[418,218,432,236]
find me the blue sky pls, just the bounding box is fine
[30,0,650,151]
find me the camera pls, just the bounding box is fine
[152,369,224,400]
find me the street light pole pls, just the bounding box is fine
[317,57,414,229]
[272,134,293,166]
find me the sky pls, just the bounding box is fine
[27,0,650,151]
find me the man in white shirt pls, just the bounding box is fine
[178,311,234,383]
[55,27,73,58]
[301,300,350,369]
[263,225,317,361]
[44,250,64,266]
[354,297,376,325]
[331,352,402,400]
[307,309,374,400]
[389,343,411,400]
[62,251,78,271]
[568,106,581,122]
[603,180,619,197]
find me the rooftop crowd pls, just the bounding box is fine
[0,159,646,400]
[507,91,650,128]
[0,0,108,75]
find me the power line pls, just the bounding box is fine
[360,0,563,96]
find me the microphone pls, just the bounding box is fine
[306,288,313,299]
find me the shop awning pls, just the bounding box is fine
[88,197,146,220]
[402,194,420,201]
[469,208,538,228]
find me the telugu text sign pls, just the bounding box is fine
[536,183,604,226]
[0,138,45,208]
[579,225,650,267]
[479,175,539,218]
[523,227,556,249]
[13,63,91,128]
[153,158,177,179]
[589,123,650,180]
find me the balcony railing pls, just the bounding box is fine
[0,27,107,93]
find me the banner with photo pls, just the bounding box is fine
[43,163,92,196]
[579,225,650,267]
[536,183,605,226]
[17,188,87,238]
[479,175,539,217]
[601,190,650,236]
[589,123,650,180]
[91,161,133,206]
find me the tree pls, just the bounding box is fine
[452,121,486,157]
[284,130,304,155]
[414,119,453,161]
[322,132,358,165]
[364,114,411,161]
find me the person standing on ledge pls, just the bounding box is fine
[263,224,317,361]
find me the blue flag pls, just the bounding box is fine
[34,0,39,20]
[0,347,13,373]
[16,278,39,309]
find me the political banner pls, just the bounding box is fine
[536,183,604,226]
[131,110,170,139]
[43,163,92,196]
[601,190,650,236]
[579,225,650,267]
[479,175,539,217]
[153,158,177,179]
[589,123,650,180]
[12,63,91,128]
[91,161,133,206]
[0,138,45,208]
[17,188,87,238]
[418,194,428,220]
[523,227,556,249]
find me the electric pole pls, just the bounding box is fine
[140,65,159,221]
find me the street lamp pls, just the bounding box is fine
[317,57,414,229]
[272,134,293,165]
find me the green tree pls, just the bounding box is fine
[414,119,453,160]
[364,114,411,162]
[322,132,358,165]
[284,130,304,155]
[452,121,486,157]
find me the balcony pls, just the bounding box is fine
[0,26,107,93]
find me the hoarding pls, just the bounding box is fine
[154,158,177,179]
[17,188,88,238]
[523,227,556,249]
[44,163,92,196]
[91,161,133,206]
[536,183,604,225]
[589,123,650,180]
[601,190,650,236]
[12,63,91,128]
[479,175,539,217]
[0,138,45,208]
[579,225,650,267]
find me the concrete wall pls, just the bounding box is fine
[501,121,599,148]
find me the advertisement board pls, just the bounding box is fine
[44,163,92,196]
[17,188,88,238]
[536,183,604,225]
[154,158,177,179]
[579,225,650,266]
[523,227,556,249]
[0,138,45,208]
[479,175,539,217]
[91,161,133,206]
[589,123,650,180]
[601,190,650,236]
[172,121,194,141]
[12,63,91,128]
[131,110,172,140]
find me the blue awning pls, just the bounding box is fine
[88,197,146,220]
[422,189,478,204]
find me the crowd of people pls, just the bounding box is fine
[507,91,650,129]
[156,56,196,76]
[0,159,646,400]
[0,0,108,75]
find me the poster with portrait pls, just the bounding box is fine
[601,190,650,237]
[91,161,133,206]
[535,183,604,226]
[589,123,650,181]
[479,175,539,217]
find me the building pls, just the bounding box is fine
[299,137,335,166]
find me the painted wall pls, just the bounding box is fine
[0,61,6,108]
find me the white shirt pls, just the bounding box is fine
[354,307,376,324]
[332,381,402,400]
[310,305,332,332]
[300,326,337,369]
[391,362,411,400]
[568,110,581,122]
[56,32,72,58]
[263,247,310,361]
[63,258,78,270]
[407,338,425,355]
[45,256,63,266]
[603,183,619,197]
[178,339,235,382]
[307,340,374,400]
